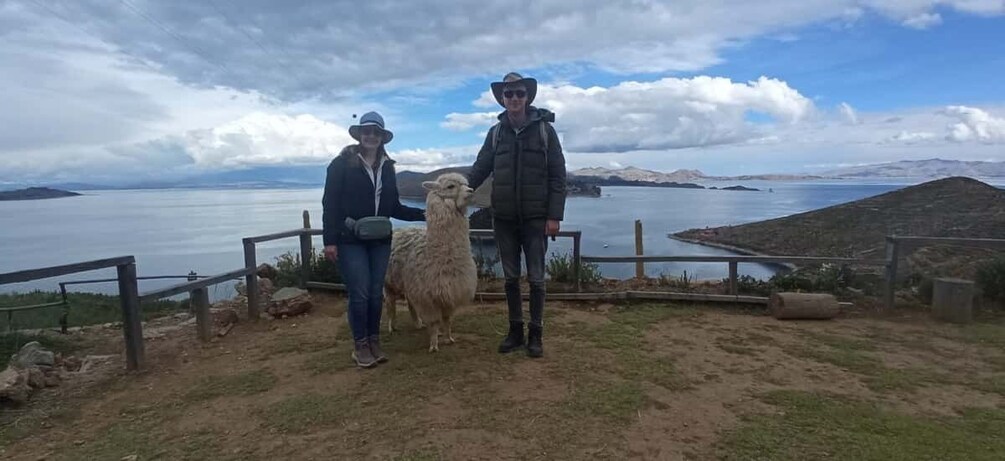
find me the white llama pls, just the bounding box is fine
[384,173,478,352]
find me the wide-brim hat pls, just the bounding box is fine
[349,111,393,144]
[491,72,537,107]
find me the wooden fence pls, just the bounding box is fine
[4,212,1002,372]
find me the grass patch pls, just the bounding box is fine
[259,392,353,433]
[563,380,648,423]
[183,369,278,402]
[0,291,188,330]
[970,374,1005,397]
[392,449,443,461]
[955,323,1005,349]
[790,346,944,393]
[565,303,694,391]
[262,334,333,357]
[803,331,877,352]
[721,390,1005,460]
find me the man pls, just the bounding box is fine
[467,72,567,358]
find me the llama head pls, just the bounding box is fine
[422,173,474,213]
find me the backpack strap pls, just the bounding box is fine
[491,120,550,153]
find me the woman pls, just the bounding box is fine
[322,111,425,368]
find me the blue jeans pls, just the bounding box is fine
[337,241,392,341]
[493,218,548,327]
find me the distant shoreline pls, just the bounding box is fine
[0,187,81,201]
[667,235,795,271]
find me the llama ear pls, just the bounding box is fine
[421,181,438,191]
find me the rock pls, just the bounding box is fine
[257,263,278,280]
[11,342,56,369]
[0,367,30,403]
[120,455,138,461]
[43,373,61,387]
[212,308,240,327]
[235,276,274,301]
[27,367,46,388]
[272,287,308,302]
[62,356,82,372]
[78,355,117,374]
[266,287,313,318]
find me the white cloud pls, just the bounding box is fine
[388,146,480,173]
[452,75,815,153]
[181,112,353,168]
[441,112,499,131]
[839,102,860,124]
[902,12,943,29]
[888,131,938,143]
[5,1,1002,102]
[943,106,1005,143]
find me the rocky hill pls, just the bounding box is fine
[672,177,1005,278]
[571,166,819,183]
[0,187,81,201]
[823,159,1005,179]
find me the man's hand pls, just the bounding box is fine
[545,219,560,237]
[324,245,338,262]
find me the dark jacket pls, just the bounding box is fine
[467,106,567,222]
[322,145,425,246]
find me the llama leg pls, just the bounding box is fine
[427,320,441,352]
[385,292,397,333]
[442,311,456,345]
[407,300,424,329]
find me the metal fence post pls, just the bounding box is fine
[116,262,144,371]
[243,238,260,320]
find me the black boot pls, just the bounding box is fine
[527,324,543,358]
[498,321,525,353]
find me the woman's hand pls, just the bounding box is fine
[324,245,338,262]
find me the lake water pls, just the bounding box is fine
[2,179,988,301]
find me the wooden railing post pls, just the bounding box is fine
[884,236,900,310]
[116,262,144,371]
[729,261,739,295]
[243,238,260,320]
[634,220,644,279]
[573,231,582,292]
[300,211,312,288]
[192,287,211,342]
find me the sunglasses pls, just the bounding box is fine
[359,126,383,136]
[503,89,527,99]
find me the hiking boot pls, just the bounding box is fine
[369,334,388,363]
[527,324,543,358]
[498,321,525,353]
[351,338,377,368]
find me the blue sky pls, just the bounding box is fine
[1,1,1004,184]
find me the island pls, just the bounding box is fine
[0,187,81,201]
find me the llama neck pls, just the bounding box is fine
[425,198,471,254]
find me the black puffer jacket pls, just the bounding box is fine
[322,145,425,246]
[468,107,567,222]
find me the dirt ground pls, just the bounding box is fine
[2,292,1004,460]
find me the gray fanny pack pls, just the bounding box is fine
[345,216,392,240]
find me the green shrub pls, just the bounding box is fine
[768,263,854,295]
[546,251,602,285]
[976,257,1005,307]
[725,275,774,296]
[659,270,695,292]
[472,246,501,280]
[273,249,342,288]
